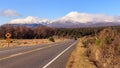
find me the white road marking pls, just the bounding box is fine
[0,44,58,61]
[42,41,77,68]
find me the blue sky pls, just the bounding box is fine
[0,0,120,25]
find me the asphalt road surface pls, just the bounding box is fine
[0,39,78,68]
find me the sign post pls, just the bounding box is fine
[5,33,11,47]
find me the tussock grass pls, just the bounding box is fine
[79,28,120,68]
[0,38,66,48]
[66,39,97,68]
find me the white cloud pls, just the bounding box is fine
[1,9,20,17]
[8,16,50,24]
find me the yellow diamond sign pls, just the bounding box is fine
[5,33,11,38]
[5,33,11,47]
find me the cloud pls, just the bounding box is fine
[0,9,20,17]
[8,16,50,24]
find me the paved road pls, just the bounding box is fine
[0,39,77,68]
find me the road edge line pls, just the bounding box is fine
[42,41,77,68]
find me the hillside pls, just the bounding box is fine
[5,12,120,28]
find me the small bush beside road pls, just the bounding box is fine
[49,37,55,42]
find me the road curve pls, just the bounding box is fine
[0,39,77,68]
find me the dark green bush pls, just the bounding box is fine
[0,37,5,40]
[49,37,55,42]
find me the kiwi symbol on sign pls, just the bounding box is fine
[5,33,11,38]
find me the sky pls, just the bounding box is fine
[0,0,120,25]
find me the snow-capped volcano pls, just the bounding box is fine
[7,11,120,28]
[52,11,120,24]
[49,11,120,27]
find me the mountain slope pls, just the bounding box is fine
[7,11,120,28]
[48,12,120,28]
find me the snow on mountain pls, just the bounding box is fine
[52,11,120,24]
[8,16,50,25]
[7,11,120,28]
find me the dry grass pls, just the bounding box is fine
[66,39,97,68]
[0,38,66,48]
[77,28,120,68]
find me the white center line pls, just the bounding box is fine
[42,41,77,68]
[0,44,57,61]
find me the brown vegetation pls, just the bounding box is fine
[0,38,66,48]
[66,39,96,68]
[82,28,120,68]
[67,27,120,68]
[0,24,55,39]
[0,24,105,39]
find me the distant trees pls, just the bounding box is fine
[33,26,55,39]
[56,27,103,38]
[13,26,33,39]
[0,24,56,39]
[0,24,120,39]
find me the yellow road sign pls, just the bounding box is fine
[5,33,11,47]
[5,33,11,38]
[5,33,11,43]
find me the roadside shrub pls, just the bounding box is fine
[82,40,89,47]
[0,37,5,40]
[10,40,13,43]
[95,37,101,46]
[82,36,95,47]
[49,37,55,42]
[84,28,120,68]
[23,42,28,44]
[99,28,117,45]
